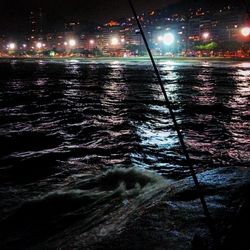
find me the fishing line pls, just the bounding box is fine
[128,0,219,248]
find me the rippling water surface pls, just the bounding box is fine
[0,59,249,249]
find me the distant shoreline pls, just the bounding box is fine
[0,56,250,62]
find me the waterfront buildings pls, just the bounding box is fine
[0,3,249,56]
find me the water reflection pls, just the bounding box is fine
[0,60,249,244]
[0,60,249,189]
[160,62,180,102]
[65,62,81,75]
[236,62,250,68]
[35,78,48,86]
[193,66,217,105]
[226,63,250,165]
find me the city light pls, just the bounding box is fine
[202,32,210,40]
[36,42,42,49]
[69,39,76,47]
[0,2,250,59]
[111,37,119,46]
[241,27,250,37]
[8,43,16,50]
[158,33,175,45]
[163,33,175,46]
[50,51,55,57]
[158,35,163,41]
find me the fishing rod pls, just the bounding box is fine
[128,0,219,248]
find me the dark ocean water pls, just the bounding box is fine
[0,59,249,249]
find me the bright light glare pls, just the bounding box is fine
[163,33,175,46]
[64,42,68,46]
[23,44,27,48]
[241,27,250,37]
[89,39,95,45]
[111,37,119,46]
[9,43,16,50]
[69,39,76,47]
[36,42,42,49]
[202,32,210,39]
[158,36,163,41]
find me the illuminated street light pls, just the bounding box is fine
[202,32,210,40]
[23,44,27,48]
[158,35,163,42]
[241,27,250,37]
[8,43,16,50]
[163,33,175,46]
[89,39,95,45]
[36,42,42,49]
[64,41,68,46]
[111,37,119,46]
[69,39,76,47]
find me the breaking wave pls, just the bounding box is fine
[0,167,168,249]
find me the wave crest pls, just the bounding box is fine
[0,168,166,249]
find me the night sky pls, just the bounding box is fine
[0,0,179,35]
